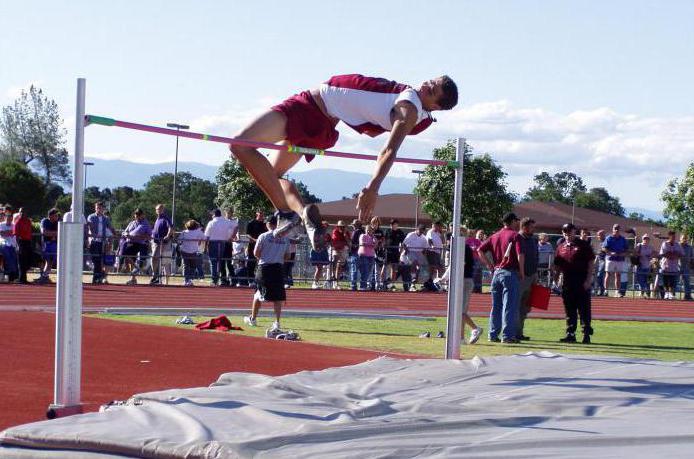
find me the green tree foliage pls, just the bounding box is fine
[216,159,273,221]
[109,172,216,229]
[662,162,694,237]
[574,187,625,216]
[0,159,48,217]
[525,171,587,204]
[414,141,516,233]
[0,86,70,185]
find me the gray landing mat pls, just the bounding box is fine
[1,352,694,458]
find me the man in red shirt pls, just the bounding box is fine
[329,221,350,290]
[553,223,595,344]
[478,212,525,343]
[13,207,34,284]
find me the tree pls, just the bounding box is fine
[525,171,586,204]
[414,141,516,233]
[0,159,48,217]
[0,86,70,185]
[662,162,694,237]
[574,187,625,216]
[215,159,273,220]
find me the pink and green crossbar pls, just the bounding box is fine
[85,115,459,167]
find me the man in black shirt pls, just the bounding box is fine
[383,219,405,289]
[517,217,539,340]
[245,211,266,284]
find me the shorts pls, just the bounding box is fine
[605,259,626,273]
[255,263,286,302]
[271,90,339,162]
[329,247,348,264]
[386,248,400,264]
[310,248,330,266]
[461,278,474,314]
[42,241,57,262]
[426,250,442,268]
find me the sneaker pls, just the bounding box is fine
[436,331,445,338]
[311,281,320,289]
[501,338,520,344]
[243,316,257,327]
[184,280,194,287]
[149,277,160,285]
[469,327,482,345]
[581,334,591,344]
[517,335,531,341]
[559,334,577,343]
[265,322,282,338]
[284,284,291,289]
[302,204,327,251]
[275,330,300,341]
[418,331,431,338]
[176,315,195,325]
[273,210,301,237]
[489,336,501,343]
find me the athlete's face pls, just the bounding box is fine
[419,77,445,111]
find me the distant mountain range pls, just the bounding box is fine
[82,157,665,219]
[83,157,418,202]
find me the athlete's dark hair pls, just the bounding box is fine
[437,75,458,110]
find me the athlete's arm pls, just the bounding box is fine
[357,102,418,221]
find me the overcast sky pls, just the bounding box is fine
[2,0,693,211]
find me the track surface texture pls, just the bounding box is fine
[1,283,693,322]
[0,311,409,431]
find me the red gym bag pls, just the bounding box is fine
[529,284,551,310]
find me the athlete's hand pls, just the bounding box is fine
[357,187,378,222]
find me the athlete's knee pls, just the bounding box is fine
[230,142,252,159]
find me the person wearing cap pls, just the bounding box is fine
[477,212,524,344]
[553,223,595,344]
[602,224,629,297]
[36,208,61,284]
[329,220,350,289]
[244,215,290,336]
[634,234,654,298]
[122,208,151,285]
[349,219,365,290]
[659,230,684,300]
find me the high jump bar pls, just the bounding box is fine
[85,115,459,167]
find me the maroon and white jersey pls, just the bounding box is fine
[319,74,434,137]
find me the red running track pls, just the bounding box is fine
[1,284,693,322]
[0,311,411,431]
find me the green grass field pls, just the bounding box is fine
[94,313,694,361]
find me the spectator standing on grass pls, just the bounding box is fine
[149,204,174,285]
[219,207,239,286]
[0,208,19,282]
[477,212,524,344]
[357,224,377,291]
[659,231,684,300]
[537,232,554,286]
[329,220,350,290]
[592,229,607,296]
[680,234,692,301]
[12,208,33,284]
[36,208,60,284]
[122,208,151,285]
[179,219,205,286]
[602,224,629,297]
[471,229,486,293]
[403,224,429,290]
[635,234,654,298]
[243,215,290,336]
[310,221,331,289]
[383,219,405,290]
[204,209,233,286]
[349,219,365,290]
[517,217,538,341]
[87,201,115,285]
[370,217,386,290]
[245,211,266,286]
[426,221,446,281]
[553,223,595,344]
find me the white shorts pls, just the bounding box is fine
[605,260,626,273]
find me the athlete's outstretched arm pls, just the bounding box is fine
[357,102,418,221]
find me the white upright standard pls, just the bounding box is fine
[48,78,86,418]
[445,137,466,359]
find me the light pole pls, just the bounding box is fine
[166,123,189,228]
[412,169,424,227]
[83,162,94,199]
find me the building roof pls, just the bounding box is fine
[316,194,668,235]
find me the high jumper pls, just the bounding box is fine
[229,74,458,250]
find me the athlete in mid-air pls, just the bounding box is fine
[230,74,458,250]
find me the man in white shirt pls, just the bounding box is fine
[426,221,446,280]
[403,224,430,287]
[0,207,19,282]
[229,74,458,253]
[220,207,239,286]
[204,208,236,286]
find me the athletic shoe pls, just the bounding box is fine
[276,330,300,340]
[501,338,520,344]
[311,281,320,289]
[176,315,195,325]
[581,334,591,344]
[436,331,445,338]
[418,331,431,338]
[184,280,194,287]
[469,327,482,345]
[149,278,160,285]
[518,335,531,341]
[243,316,257,327]
[302,204,327,251]
[273,210,301,238]
[265,321,282,338]
[559,334,577,343]
[284,284,291,289]
[488,336,501,343]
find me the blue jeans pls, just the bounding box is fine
[349,255,358,289]
[207,241,225,283]
[680,270,691,297]
[357,256,375,290]
[594,259,606,294]
[636,266,651,294]
[489,269,520,340]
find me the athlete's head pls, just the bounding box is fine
[418,76,458,111]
